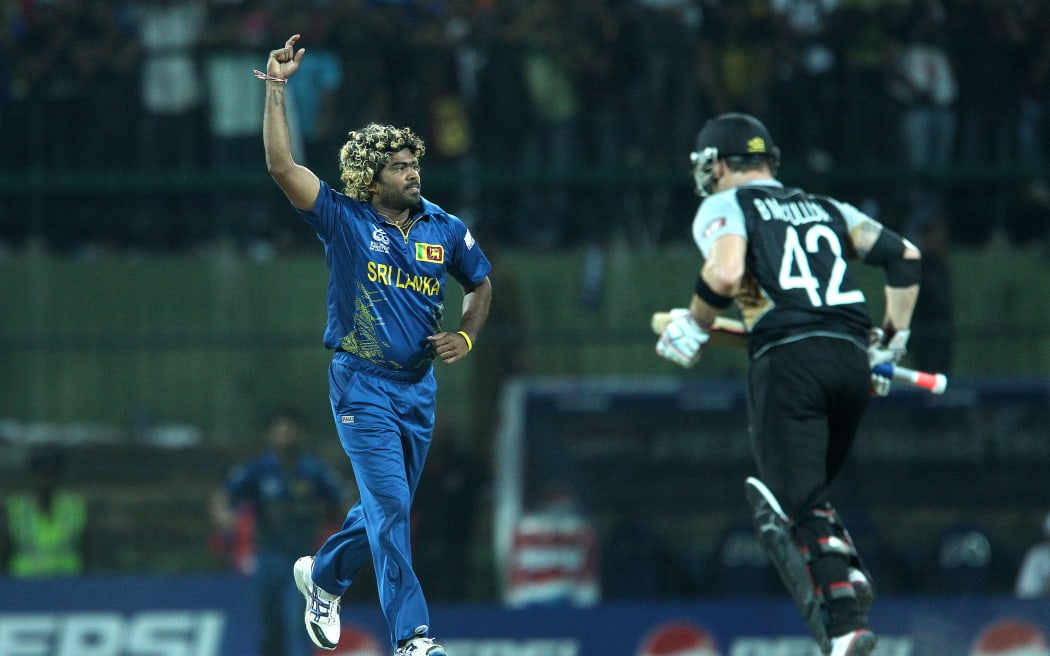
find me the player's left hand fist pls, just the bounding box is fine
[656,310,709,368]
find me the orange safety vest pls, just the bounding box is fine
[5,491,86,577]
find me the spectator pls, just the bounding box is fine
[1015,512,1050,599]
[210,409,348,656]
[1012,2,1050,252]
[1017,2,1050,176]
[473,1,535,235]
[947,0,1026,245]
[76,1,141,173]
[13,1,84,173]
[201,0,273,249]
[284,7,344,171]
[517,0,582,248]
[627,0,706,167]
[838,4,903,169]
[131,0,208,249]
[884,2,958,241]
[769,0,842,170]
[11,1,89,251]
[133,0,207,172]
[697,3,776,121]
[950,0,1024,169]
[0,446,88,578]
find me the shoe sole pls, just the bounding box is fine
[294,556,337,651]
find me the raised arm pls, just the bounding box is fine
[262,34,321,210]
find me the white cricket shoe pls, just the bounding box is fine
[394,636,447,656]
[293,556,341,651]
[830,629,877,656]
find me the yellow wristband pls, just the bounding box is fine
[456,331,473,352]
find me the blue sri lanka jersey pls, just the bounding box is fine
[297,180,491,373]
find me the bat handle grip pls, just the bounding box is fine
[872,363,948,394]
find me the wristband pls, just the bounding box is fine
[695,275,735,309]
[253,69,287,83]
[456,331,473,352]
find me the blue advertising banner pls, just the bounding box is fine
[338,597,1050,656]
[0,576,1048,656]
[0,574,257,656]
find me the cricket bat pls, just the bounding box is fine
[872,363,948,394]
[651,309,949,393]
[650,311,748,349]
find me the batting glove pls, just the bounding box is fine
[656,309,710,368]
[867,326,910,367]
[870,368,892,396]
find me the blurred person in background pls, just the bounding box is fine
[947,0,1026,246]
[884,1,957,242]
[201,0,273,250]
[283,7,344,171]
[697,3,776,125]
[0,446,88,578]
[131,0,207,250]
[516,0,581,249]
[133,0,206,171]
[210,408,347,656]
[1015,512,1050,599]
[11,0,85,173]
[76,0,141,174]
[258,33,492,656]
[769,0,842,171]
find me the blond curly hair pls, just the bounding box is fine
[338,123,427,201]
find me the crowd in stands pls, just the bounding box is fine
[1,0,1048,254]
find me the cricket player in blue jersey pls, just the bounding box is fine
[259,34,493,656]
[210,409,347,656]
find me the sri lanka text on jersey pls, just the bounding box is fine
[368,261,441,295]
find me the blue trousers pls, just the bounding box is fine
[312,353,436,649]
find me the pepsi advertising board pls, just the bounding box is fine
[1,576,1048,656]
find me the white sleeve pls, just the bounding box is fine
[827,197,880,234]
[691,190,747,259]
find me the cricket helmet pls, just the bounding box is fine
[690,113,780,196]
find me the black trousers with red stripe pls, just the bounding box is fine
[747,335,873,635]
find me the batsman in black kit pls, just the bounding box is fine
[656,114,921,656]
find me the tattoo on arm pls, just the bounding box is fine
[267,84,286,107]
